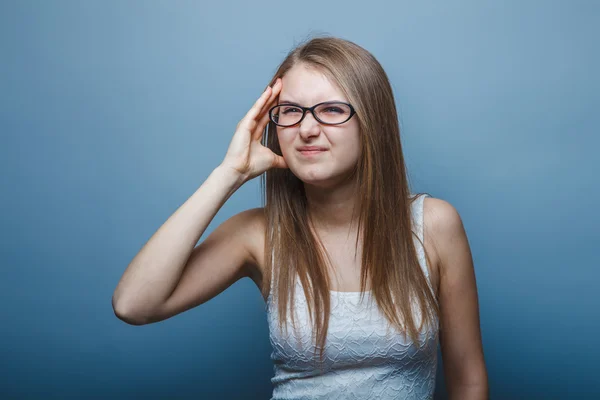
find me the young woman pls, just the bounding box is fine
[113,36,488,399]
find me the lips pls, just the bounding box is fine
[297,147,327,157]
[297,146,328,151]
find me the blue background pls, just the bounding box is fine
[1,1,598,399]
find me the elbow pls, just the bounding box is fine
[448,382,489,400]
[447,368,489,400]
[112,296,150,326]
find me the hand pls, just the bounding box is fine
[220,78,287,183]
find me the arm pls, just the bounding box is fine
[112,166,250,325]
[112,78,285,325]
[425,198,489,400]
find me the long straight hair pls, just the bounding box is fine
[260,36,439,363]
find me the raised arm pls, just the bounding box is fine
[112,78,286,325]
[112,167,248,325]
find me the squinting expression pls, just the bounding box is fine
[276,63,361,188]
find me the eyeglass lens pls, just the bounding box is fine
[271,103,352,126]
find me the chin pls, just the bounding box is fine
[289,160,357,188]
[294,169,344,189]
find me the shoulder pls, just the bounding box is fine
[422,197,471,277]
[422,197,464,240]
[233,206,266,233]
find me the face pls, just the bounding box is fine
[275,63,361,188]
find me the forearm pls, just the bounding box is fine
[112,165,244,319]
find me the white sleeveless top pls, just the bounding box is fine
[265,194,439,400]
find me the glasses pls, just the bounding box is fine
[269,101,356,127]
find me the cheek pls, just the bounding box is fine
[276,130,295,155]
[350,127,362,156]
[337,130,361,158]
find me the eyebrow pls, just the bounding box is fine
[278,99,347,105]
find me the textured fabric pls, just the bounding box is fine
[265,194,439,400]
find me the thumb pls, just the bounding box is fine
[271,154,288,169]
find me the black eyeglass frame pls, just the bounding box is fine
[268,101,357,127]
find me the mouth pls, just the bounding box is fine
[298,149,327,156]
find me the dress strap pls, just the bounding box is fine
[412,194,437,304]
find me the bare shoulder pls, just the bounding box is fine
[422,197,468,296]
[423,197,464,241]
[422,196,472,280]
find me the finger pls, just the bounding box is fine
[241,85,273,128]
[255,78,281,117]
[252,80,281,139]
[252,109,271,141]
[271,153,288,169]
[257,79,281,120]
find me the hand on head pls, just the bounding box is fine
[221,78,288,182]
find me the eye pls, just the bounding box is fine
[323,106,344,113]
[281,106,302,114]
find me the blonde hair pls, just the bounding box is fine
[260,36,438,364]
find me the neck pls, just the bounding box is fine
[304,177,360,234]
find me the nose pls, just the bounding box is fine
[298,111,321,140]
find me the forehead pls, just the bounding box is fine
[279,63,348,105]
